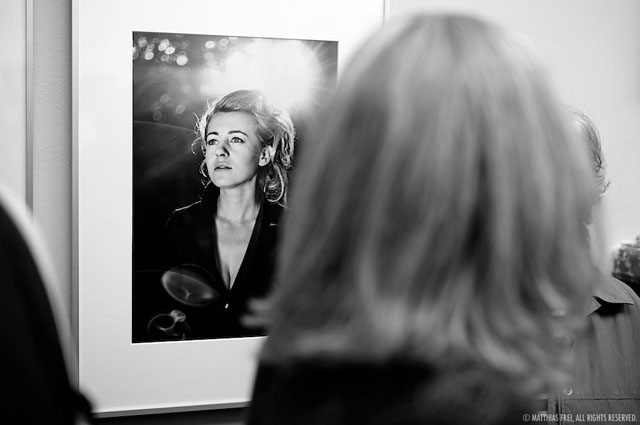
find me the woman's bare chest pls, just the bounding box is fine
[215,218,256,288]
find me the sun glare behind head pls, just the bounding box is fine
[200,38,323,113]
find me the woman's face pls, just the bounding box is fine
[204,111,269,190]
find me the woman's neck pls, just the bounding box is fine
[216,186,260,223]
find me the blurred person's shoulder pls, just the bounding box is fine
[248,360,531,425]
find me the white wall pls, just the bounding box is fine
[0,0,28,201]
[33,0,74,342]
[388,0,640,249]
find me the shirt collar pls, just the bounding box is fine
[588,275,635,315]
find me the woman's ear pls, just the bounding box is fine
[259,147,272,167]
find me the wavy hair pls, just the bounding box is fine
[255,14,597,398]
[570,107,609,199]
[193,89,296,205]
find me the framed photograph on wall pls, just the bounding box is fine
[73,0,383,417]
[131,32,338,344]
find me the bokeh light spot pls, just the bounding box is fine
[176,54,189,66]
[158,39,170,52]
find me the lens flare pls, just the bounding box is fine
[161,264,221,307]
[147,309,192,341]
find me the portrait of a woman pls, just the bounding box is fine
[159,89,296,340]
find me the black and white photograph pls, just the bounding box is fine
[131,32,338,342]
[61,0,639,420]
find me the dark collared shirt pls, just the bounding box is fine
[547,276,640,424]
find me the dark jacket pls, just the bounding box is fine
[160,184,282,340]
[246,360,532,425]
[547,276,640,423]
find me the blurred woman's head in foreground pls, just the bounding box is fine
[258,13,597,397]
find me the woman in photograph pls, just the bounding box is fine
[159,89,296,340]
[246,13,597,425]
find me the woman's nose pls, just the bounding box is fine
[214,139,229,156]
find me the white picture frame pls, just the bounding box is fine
[73,0,384,417]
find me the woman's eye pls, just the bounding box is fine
[206,139,218,146]
[231,136,244,143]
